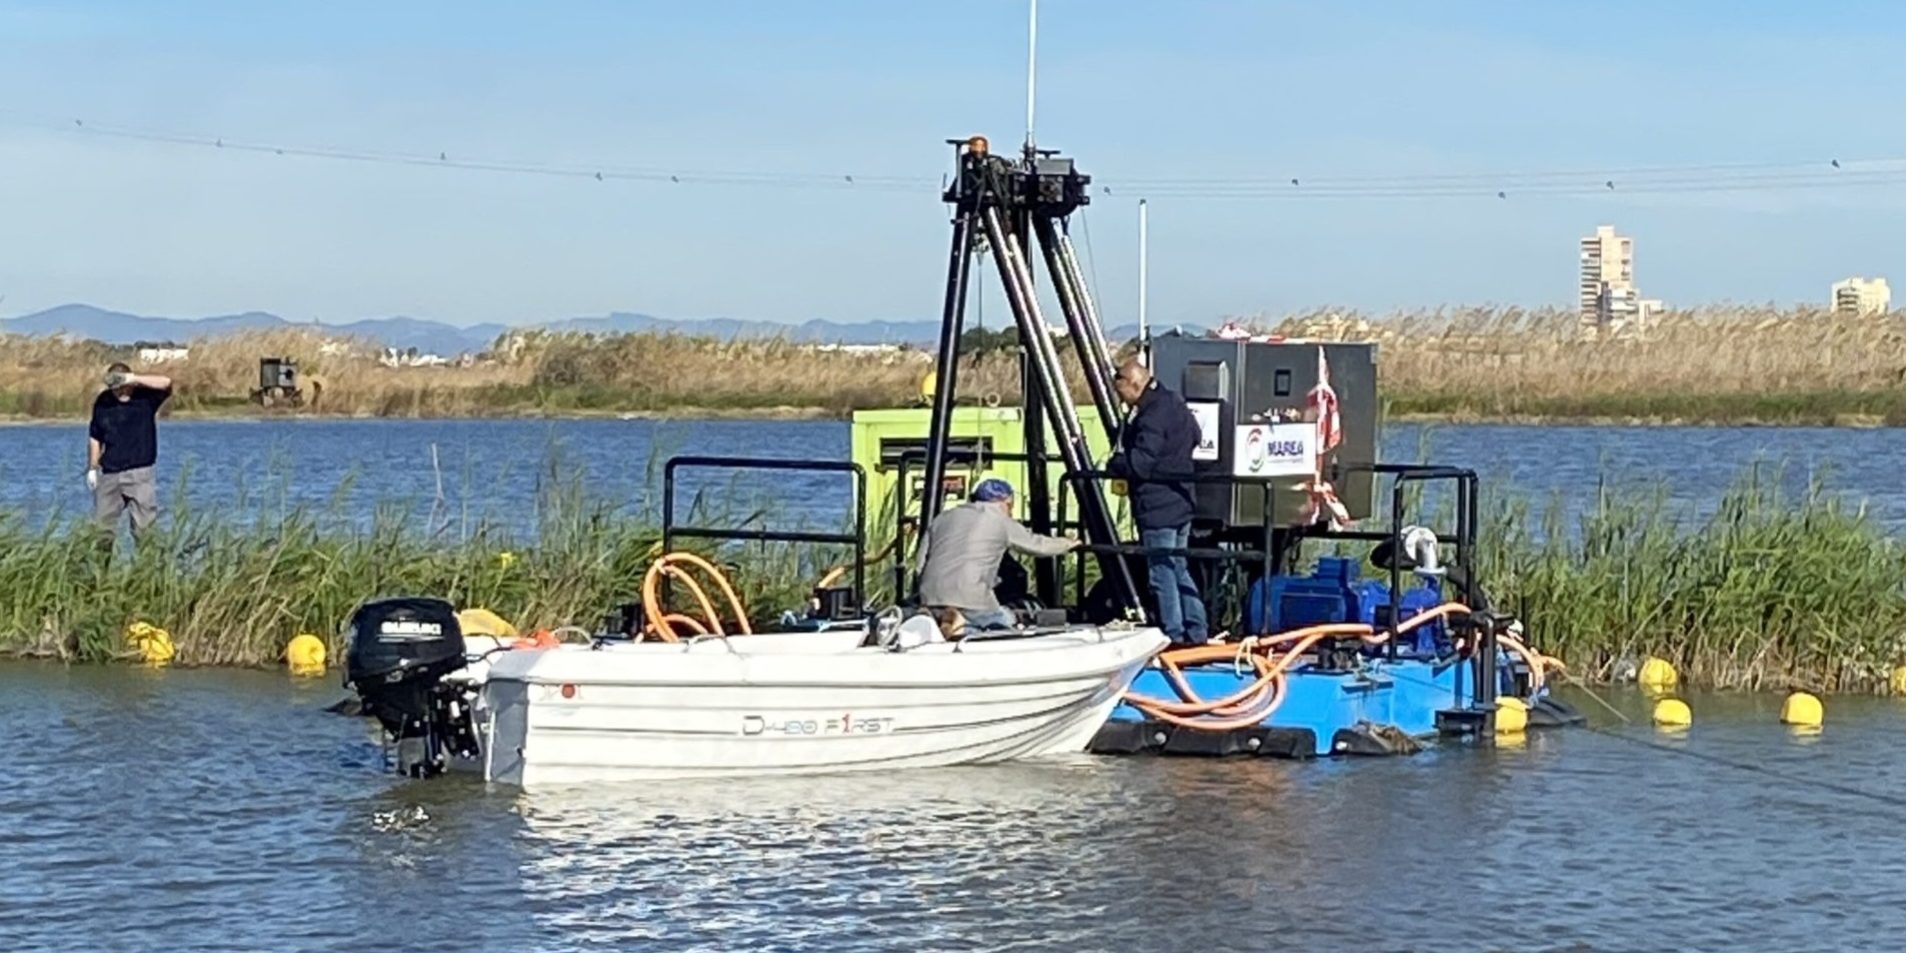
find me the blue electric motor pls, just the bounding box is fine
[1245,556,1449,655]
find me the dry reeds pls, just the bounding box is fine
[1262,305,1906,425]
[5,306,1904,423]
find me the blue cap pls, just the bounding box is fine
[971,478,1014,503]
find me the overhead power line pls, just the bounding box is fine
[3,110,934,192]
[3,109,1902,202]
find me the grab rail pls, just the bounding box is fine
[662,455,869,614]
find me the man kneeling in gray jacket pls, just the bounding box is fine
[916,478,1080,631]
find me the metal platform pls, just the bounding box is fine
[1092,658,1585,758]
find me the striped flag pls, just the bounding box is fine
[1308,346,1341,453]
[1299,345,1350,528]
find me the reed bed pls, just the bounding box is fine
[3,461,1901,692]
[1269,305,1906,425]
[0,327,1019,418]
[0,465,854,667]
[8,305,1903,423]
[1476,466,1906,692]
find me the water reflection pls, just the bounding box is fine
[10,667,1906,951]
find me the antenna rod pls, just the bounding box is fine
[1138,198,1149,362]
[1025,0,1038,150]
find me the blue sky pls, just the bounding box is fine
[2,1,1904,327]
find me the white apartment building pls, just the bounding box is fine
[1579,225,1659,329]
[1831,277,1890,317]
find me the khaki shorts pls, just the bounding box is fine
[95,466,159,532]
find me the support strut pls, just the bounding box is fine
[1033,217,1120,439]
[917,204,977,538]
[915,137,1142,617]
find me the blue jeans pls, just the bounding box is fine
[961,607,1016,631]
[1141,525,1208,644]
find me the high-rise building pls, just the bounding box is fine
[1579,225,1640,328]
[1831,277,1890,317]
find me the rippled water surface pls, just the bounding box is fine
[6,664,1905,953]
[2,418,1901,532]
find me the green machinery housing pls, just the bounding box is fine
[850,403,1117,534]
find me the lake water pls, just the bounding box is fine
[5,663,1904,952]
[2,417,1901,534]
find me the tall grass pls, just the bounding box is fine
[4,460,1902,691]
[1478,465,1906,692]
[10,305,1903,423]
[0,462,852,666]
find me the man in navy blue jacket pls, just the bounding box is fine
[1107,359,1209,645]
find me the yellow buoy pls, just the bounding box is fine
[1495,697,1530,735]
[1652,697,1692,728]
[286,633,327,676]
[126,621,175,667]
[1637,656,1679,694]
[1780,691,1824,728]
[1890,666,1906,696]
[456,607,520,639]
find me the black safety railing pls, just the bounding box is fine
[1331,464,1478,662]
[1056,468,1281,617]
[662,456,868,613]
[1058,463,1481,662]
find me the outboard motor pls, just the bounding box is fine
[342,597,479,777]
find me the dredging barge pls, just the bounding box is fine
[340,135,1579,784]
[845,133,1583,756]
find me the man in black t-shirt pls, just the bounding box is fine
[87,361,173,534]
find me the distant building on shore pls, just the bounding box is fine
[1578,225,1657,330]
[1831,276,1890,317]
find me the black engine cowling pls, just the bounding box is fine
[343,597,474,776]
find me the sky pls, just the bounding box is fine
[2,0,1905,328]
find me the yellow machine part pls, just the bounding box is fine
[850,405,1123,535]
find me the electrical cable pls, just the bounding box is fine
[5,108,1902,201]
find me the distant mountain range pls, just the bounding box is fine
[0,303,1163,355]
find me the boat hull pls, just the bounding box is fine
[470,626,1166,786]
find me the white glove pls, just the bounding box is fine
[85,468,99,491]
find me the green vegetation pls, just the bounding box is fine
[3,459,1901,692]
[0,463,858,667]
[1478,466,1906,692]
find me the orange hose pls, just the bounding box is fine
[658,552,752,635]
[1123,603,1475,731]
[641,559,676,641]
[664,565,727,636]
[1497,631,1562,694]
[662,613,710,635]
[1139,673,1292,731]
[640,552,755,642]
[1135,623,1374,715]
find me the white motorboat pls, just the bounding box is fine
[342,597,1167,786]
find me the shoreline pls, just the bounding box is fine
[0,404,846,426]
[0,405,1897,429]
[0,652,1884,696]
